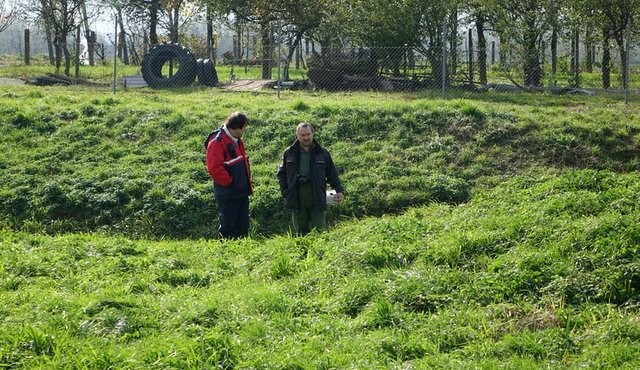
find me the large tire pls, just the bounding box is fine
[196,59,219,87]
[308,68,343,91]
[141,43,197,88]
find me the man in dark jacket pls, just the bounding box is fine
[206,112,252,239]
[277,122,344,235]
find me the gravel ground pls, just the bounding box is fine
[0,77,25,85]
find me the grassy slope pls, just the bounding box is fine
[1,171,639,368]
[1,86,638,237]
[1,85,640,368]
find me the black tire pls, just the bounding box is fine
[196,58,219,87]
[141,43,197,88]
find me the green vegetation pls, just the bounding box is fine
[0,54,305,85]
[1,53,638,90]
[1,84,639,368]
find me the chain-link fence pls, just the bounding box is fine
[1,24,638,101]
[219,43,639,99]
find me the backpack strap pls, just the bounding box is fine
[203,129,221,150]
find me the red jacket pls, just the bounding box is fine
[206,127,252,199]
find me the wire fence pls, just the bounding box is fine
[1,27,638,102]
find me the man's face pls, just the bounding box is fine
[296,126,314,150]
[229,125,247,139]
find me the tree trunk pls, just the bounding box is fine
[128,35,140,64]
[499,33,508,67]
[468,28,473,83]
[75,26,80,77]
[602,28,610,89]
[261,19,272,79]
[570,28,576,75]
[87,31,96,66]
[117,9,129,65]
[143,29,148,56]
[170,6,179,43]
[551,26,557,76]
[614,34,627,89]
[234,21,243,59]
[283,33,302,81]
[572,28,580,87]
[149,0,159,45]
[167,6,178,43]
[448,9,458,77]
[54,34,63,71]
[430,55,446,88]
[585,27,593,73]
[80,1,94,66]
[63,36,71,76]
[45,21,55,65]
[523,17,542,87]
[476,16,487,85]
[206,6,214,60]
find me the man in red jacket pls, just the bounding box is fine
[205,112,252,239]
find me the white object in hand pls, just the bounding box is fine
[326,191,336,205]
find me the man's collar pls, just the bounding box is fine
[222,125,239,143]
[295,139,316,151]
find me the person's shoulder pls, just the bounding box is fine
[208,132,229,151]
[284,142,299,153]
[316,144,331,156]
[213,129,226,141]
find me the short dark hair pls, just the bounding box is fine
[226,111,248,129]
[296,122,314,133]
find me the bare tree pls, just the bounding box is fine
[79,0,98,65]
[491,0,559,88]
[597,0,639,89]
[28,0,85,74]
[159,0,202,43]
[0,0,19,33]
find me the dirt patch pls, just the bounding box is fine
[0,78,25,85]
[223,79,275,91]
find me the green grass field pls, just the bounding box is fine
[1,83,639,368]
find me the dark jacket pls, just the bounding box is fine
[206,128,252,200]
[276,139,344,212]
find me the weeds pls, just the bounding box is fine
[1,86,640,368]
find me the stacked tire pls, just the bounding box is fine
[196,59,219,87]
[141,43,197,88]
[141,43,219,89]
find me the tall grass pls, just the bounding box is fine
[1,169,639,368]
[0,84,639,367]
[1,85,638,238]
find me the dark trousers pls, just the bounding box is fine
[292,208,326,235]
[217,196,249,239]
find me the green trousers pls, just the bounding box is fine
[292,208,326,235]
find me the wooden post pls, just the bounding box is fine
[24,29,31,65]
